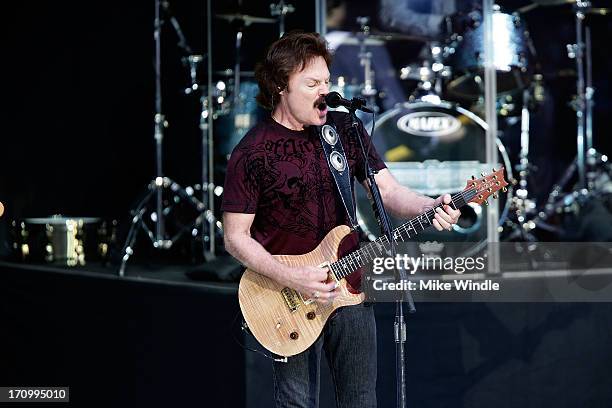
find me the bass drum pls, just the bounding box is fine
[358,101,513,256]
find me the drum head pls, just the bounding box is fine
[359,101,512,256]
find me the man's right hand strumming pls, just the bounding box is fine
[282,265,339,305]
[223,212,340,305]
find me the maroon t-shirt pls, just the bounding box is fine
[221,111,386,288]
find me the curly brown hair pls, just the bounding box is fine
[255,31,332,111]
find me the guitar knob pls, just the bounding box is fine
[306,311,316,320]
[289,331,299,340]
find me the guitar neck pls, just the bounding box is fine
[329,188,477,281]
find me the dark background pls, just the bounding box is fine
[1,0,610,229]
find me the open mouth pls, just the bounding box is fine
[316,100,328,117]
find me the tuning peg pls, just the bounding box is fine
[471,175,476,180]
[481,172,486,177]
[493,193,498,199]
[484,200,489,206]
[492,168,496,173]
[502,187,508,193]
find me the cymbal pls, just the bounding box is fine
[368,30,437,43]
[519,1,610,15]
[215,13,277,25]
[530,0,574,5]
[326,35,387,47]
[583,8,610,16]
[530,0,609,12]
[214,69,255,77]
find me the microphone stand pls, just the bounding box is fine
[350,107,415,408]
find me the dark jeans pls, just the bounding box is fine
[272,303,377,408]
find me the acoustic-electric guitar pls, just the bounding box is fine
[239,169,509,357]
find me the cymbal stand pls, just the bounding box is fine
[565,1,608,192]
[509,2,612,242]
[184,54,223,257]
[584,23,597,189]
[503,85,538,242]
[183,0,220,257]
[232,20,245,108]
[270,0,295,37]
[572,1,588,191]
[119,0,210,276]
[356,17,378,110]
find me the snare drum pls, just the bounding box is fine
[359,101,513,255]
[11,216,114,266]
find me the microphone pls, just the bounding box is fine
[325,91,373,113]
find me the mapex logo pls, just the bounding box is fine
[397,112,461,137]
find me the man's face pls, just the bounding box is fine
[279,56,330,128]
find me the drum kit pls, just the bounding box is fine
[117,3,299,274]
[340,1,611,252]
[6,1,298,271]
[7,0,610,269]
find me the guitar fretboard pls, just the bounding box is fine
[329,188,477,281]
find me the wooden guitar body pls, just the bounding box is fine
[237,169,509,357]
[238,225,365,357]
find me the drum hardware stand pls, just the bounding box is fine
[429,42,452,97]
[406,42,450,103]
[531,0,610,232]
[180,1,220,258]
[119,178,216,275]
[503,2,610,244]
[184,54,224,258]
[183,55,204,94]
[356,17,379,110]
[499,85,541,273]
[270,0,294,37]
[168,0,222,257]
[232,21,244,108]
[502,85,539,242]
[118,0,214,276]
[563,1,608,193]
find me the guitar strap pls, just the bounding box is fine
[316,120,358,230]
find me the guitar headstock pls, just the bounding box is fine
[464,167,509,206]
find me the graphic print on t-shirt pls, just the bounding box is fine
[221,112,386,256]
[232,130,338,242]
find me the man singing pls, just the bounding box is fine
[222,31,460,408]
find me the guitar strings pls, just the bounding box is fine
[329,186,483,281]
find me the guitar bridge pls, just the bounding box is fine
[281,287,300,312]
